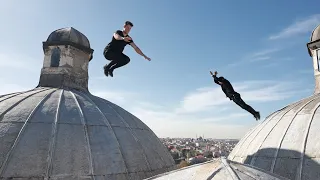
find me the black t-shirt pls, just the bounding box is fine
[213,76,237,97]
[104,30,134,53]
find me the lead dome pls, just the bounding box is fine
[45,27,91,53]
[311,24,320,43]
[227,24,320,180]
[0,27,175,180]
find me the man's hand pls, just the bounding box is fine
[124,36,132,42]
[210,71,218,76]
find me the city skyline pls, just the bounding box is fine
[1,1,319,139]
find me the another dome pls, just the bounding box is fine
[311,24,320,42]
[228,93,320,180]
[44,27,93,54]
[0,87,176,179]
[146,157,287,180]
[307,24,320,56]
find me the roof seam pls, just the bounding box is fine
[74,90,131,179]
[0,87,49,103]
[103,100,153,173]
[0,88,52,122]
[0,88,57,176]
[221,157,241,180]
[45,89,64,178]
[115,105,170,168]
[70,90,95,179]
[298,98,320,179]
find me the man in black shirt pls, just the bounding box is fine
[210,71,260,121]
[103,21,151,77]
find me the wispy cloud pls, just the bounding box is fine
[92,90,138,104]
[227,48,294,68]
[227,48,281,67]
[298,69,314,74]
[176,80,301,114]
[249,56,271,62]
[269,14,320,40]
[130,106,252,139]
[0,52,40,71]
[228,14,320,67]
[249,48,280,58]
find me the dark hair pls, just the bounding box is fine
[218,77,225,81]
[125,21,133,27]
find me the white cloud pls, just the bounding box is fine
[176,80,299,114]
[130,106,253,139]
[249,48,280,58]
[269,14,320,40]
[249,56,271,62]
[124,79,306,138]
[92,90,138,104]
[227,48,280,67]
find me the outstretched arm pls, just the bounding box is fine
[130,42,151,61]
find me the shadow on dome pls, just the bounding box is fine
[242,148,320,180]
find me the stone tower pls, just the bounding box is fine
[0,27,176,180]
[38,27,93,92]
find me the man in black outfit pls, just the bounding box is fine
[103,21,151,77]
[210,71,260,121]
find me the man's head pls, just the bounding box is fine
[123,21,133,34]
[218,76,225,85]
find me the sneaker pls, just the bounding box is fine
[254,111,260,121]
[108,68,114,77]
[103,66,109,76]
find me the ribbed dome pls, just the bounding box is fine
[0,87,175,179]
[311,24,320,42]
[43,27,93,55]
[228,93,320,180]
[146,157,287,180]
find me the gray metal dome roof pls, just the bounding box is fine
[307,24,320,56]
[43,27,93,54]
[145,157,289,180]
[311,24,320,42]
[0,87,176,179]
[228,93,320,180]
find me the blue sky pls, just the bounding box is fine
[1,0,319,139]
